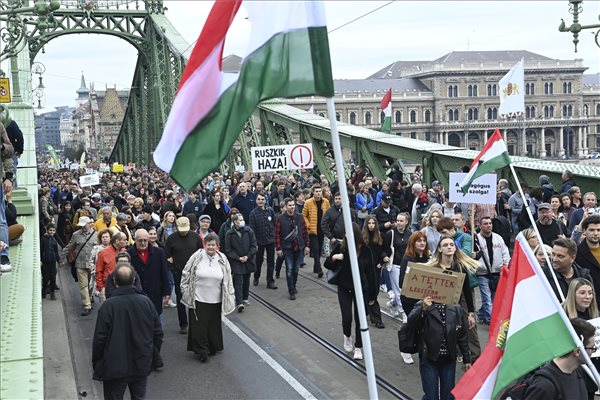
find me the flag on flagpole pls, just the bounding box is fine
[380,88,392,132]
[452,233,577,399]
[153,0,334,190]
[459,128,511,193]
[498,58,525,118]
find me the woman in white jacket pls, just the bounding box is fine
[180,233,235,362]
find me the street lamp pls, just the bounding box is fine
[559,0,600,51]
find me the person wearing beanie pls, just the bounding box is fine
[136,205,160,231]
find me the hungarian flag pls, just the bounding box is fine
[153,0,334,190]
[452,233,576,399]
[380,88,392,132]
[459,128,510,193]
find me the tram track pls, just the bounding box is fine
[248,289,413,400]
[296,270,405,324]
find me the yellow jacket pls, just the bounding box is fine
[302,197,330,235]
[94,217,117,232]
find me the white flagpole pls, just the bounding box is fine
[326,97,379,400]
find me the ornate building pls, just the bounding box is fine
[285,50,600,159]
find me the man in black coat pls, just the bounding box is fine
[575,215,600,308]
[127,229,170,318]
[545,238,593,301]
[92,264,163,399]
[373,194,400,235]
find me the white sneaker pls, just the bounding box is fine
[379,284,387,293]
[387,290,394,299]
[399,310,408,324]
[400,352,414,364]
[343,335,354,352]
[165,300,177,308]
[0,263,11,273]
[353,348,363,360]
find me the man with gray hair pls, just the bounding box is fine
[407,183,429,231]
[94,206,117,231]
[115,213,133,246]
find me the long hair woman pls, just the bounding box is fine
[203,190,229,233]
[427,235,482,360]
[157,211,177,248]
[382,212,412,322]
[362,215,385,329]
[563,277,599,400]
[325,222,375,361]
[421,209,443,254]
[559,192,575,223]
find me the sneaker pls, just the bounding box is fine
[165,300,177,308]
[267,283,278,290]
[289,293,296,300]
[237,304,245,313]
[375,321,385,329]
[317,272,324,278]
[253,278,259,286]
[387,290,394,299]
[353,348,363,360]
[399,310,408,324]
[379,285,387,293]
[242,300,250,306]
[0,257,11,273]
[400,352,414,364]
[343,335,354,352]
[457,354,463,363]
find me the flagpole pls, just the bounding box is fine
[523,232,600,386]
[326,97,379,400]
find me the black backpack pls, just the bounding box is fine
[492,215,512,248]
[498,368,560,400]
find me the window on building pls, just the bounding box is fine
[449,109,454,121]
[395,110,402,123]
[365,111,372,125]
[583,104,588,116]
[530,83,535,95]
[550,105,554,117]
[473,84,478,96]
[563,105,573,117]
[425,131,431,141]
[488,84,497,96]
[453,85,458,97]
[448,85,453,97]
[597,104,600,116]
[467,108,479,120]
[468,85,473,97]
[411,132,417,139]
[424,110,431,122]
[544,82,554,94]
[349,112,356,125]
[336,112,341,122]
[562,82,572,94]
[410,110,417,123]
[453,109,459,121]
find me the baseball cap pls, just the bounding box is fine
[177,217,190,232]
[77,216,92,226]
[537,203,552,211]
[199,214,212,223]
[381,194,392,203]
[432,180,441,187]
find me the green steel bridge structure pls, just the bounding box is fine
[1,0,599,398]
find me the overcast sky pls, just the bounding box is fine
[11,0,600,110]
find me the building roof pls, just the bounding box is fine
[76,72,89,96]
[368,61,431,79]
[583,73,599,88]
[99,88,125,120]
[333,78,431,94]
[222,54,242,73]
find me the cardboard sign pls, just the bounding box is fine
[588,317,600,358]
[251,144,313,172]
[448,172,497,205]
[112,163,124,173]
[401,262,465,305]
[79,173,100,187]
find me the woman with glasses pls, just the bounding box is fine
[563,277,599,400]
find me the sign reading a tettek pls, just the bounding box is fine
[251,144,313,173]
[79,173,100,188]
[401,262,466,305]
[448,172,497,205]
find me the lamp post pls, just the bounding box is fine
[559,0,600,51]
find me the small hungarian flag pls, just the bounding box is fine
[153,0,334,190]
[452,233,576,399]
[380,88,392,132]
[459,128,510,193]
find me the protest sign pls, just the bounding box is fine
[112,163,124,173]
[79,173,100,187]
[449,172,497,204]
[401,262,465,305]
[588,317,600,358]
[251,144,313,172]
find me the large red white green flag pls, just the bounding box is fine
[153,0,334,190]
[380,88,392,132]
[452,233,576,399]
[459,128,511,193]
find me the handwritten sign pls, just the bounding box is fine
[79,173,100,188]
[448,172,497,204]
[251,144,313,173]
[112,163,124,173]
[588,317,600,358]
[401,262,465,305]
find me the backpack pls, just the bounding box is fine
[498,367,560,400]
[492,216,512,247]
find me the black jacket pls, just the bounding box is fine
[324,243,373,299]
[127,245,170,315]
[92,286,163,381]
[576,240,600,309]
[382,228,412,266]
[408,300,470,363]
[545,262,594,301]
[248,206,276,245]
[40,234,61,263]
[374,204,400,235]
[204,201,228,233]
[321,205,356,240]
[224,226,258,275]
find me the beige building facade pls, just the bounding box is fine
[286,50,600,159]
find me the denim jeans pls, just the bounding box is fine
[477,274,498,324]
[0,183,8,258]
[381,267,392,291]
[419,357,456,400]
[283,249,303,293]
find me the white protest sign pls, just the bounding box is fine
[588,317,600,358]
[79,173,100,188]
[69,162,80,170]
[448,172,497,204]
[251,144,313,173]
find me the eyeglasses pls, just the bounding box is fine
[585,346,598,352]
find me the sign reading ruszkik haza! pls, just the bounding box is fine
[448,172,497,205]
[401,262,466,305]
[251,144,313,173]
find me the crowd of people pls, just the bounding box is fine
[29,158,600,399]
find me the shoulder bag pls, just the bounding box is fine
[385,229,395,272]
[397,319,419,354]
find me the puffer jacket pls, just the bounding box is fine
[179,249,235,315]
[302,196,330,235]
